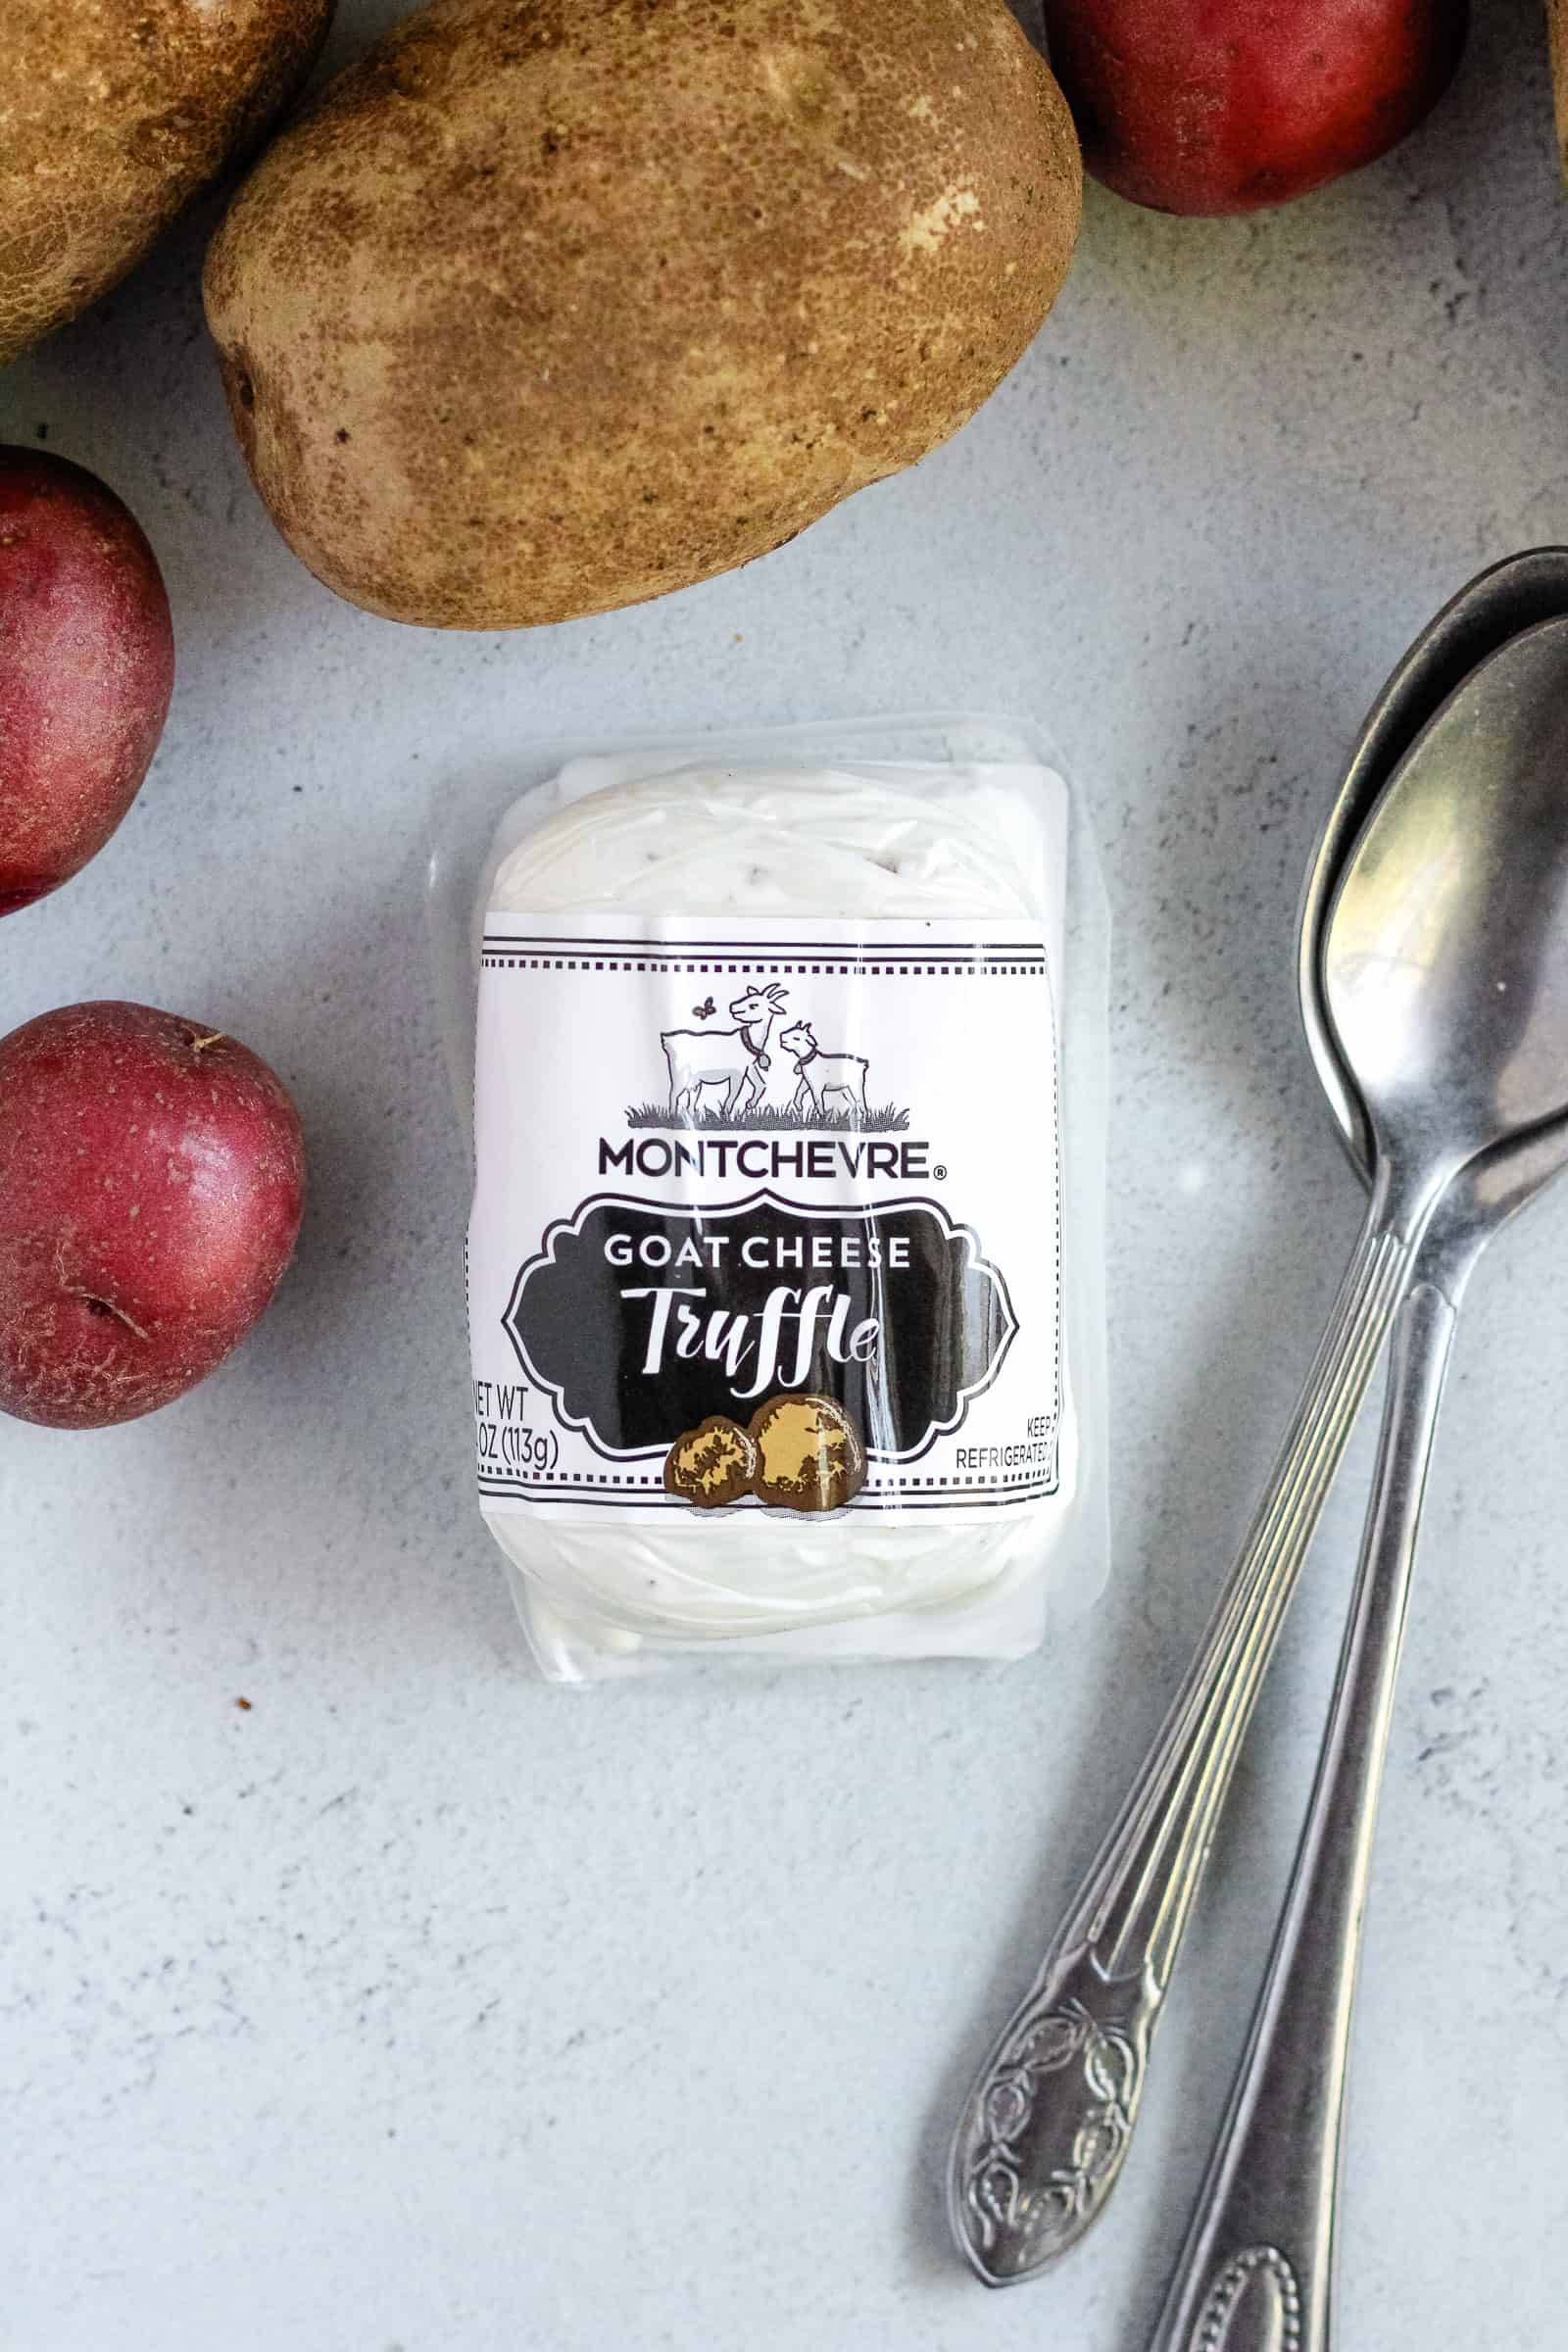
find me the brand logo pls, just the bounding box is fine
[626,979,912,1136]
[598,1131,936,1182]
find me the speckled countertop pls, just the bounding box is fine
[5,5,1568,2347]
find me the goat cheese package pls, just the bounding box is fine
[441,716,1108,1681]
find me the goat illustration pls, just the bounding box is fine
[779,1019,870,1122]
[661,983,788,1119]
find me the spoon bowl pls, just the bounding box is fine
[1324,615,1568,1203]
[1301,548,1568,1180]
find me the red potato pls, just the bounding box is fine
[1043,0,1468,215]
[0,448,174,917]
[0,1003,306,1430]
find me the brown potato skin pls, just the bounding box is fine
[0,450,175,918]
[0,1003,306,1431]
[203,0,1082,629]
[0,0,336,365]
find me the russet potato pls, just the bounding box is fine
[204,0,1081,628]
[0,1,334,366]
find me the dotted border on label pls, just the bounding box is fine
[481,956,1050,978]
[479,1465,1056,1491]
[477,1482,1064,1513]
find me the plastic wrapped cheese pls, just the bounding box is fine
[433,716,1108,1681]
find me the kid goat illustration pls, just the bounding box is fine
[779,1019,870,1121]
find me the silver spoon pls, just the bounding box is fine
[1147,597,1568,2349]
[949,605,1568,2287]
[1300,547,1568,1178]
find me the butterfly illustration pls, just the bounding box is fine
[692,996,716,1020]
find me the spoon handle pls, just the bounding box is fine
[949,1213,1417,2285]
[1146,1278,1455,2352]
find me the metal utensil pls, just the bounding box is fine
[1299,548,1568,1178]
[1148,605,1568,2351]
[950,607,1568,2288]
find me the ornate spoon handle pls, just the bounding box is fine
[949,1209,1419,2285]
[1146,1279,1455,2352]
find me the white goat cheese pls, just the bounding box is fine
[468,749,1084,1678]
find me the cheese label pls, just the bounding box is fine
[468,914,1062,1519]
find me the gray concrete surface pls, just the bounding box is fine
[5,3,1568,2345]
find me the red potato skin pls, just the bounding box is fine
[0,1003,306,1430]
[1042,0,1468,215]
[0,449,175,917]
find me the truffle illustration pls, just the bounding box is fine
[663,1415,757,1508]
[749,1393,866,1513]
